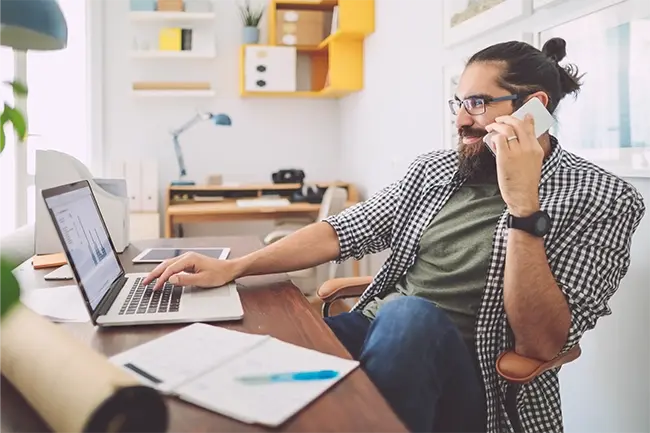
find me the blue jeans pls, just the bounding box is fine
[324,297,486,432]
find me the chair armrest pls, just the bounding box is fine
[317,276,373,317]
[496,344,582,384]
[318,276,373,302]
[263,229,297,245]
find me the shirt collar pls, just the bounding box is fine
[539,135,563,185]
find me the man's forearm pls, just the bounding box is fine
[232,221,341,278]
[503,229,571,361]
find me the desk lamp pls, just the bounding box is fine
[0,0,68,51]
[171,111,232,186]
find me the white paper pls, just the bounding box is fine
[175,337,359,426]
[236,198,290,208]
[109,323,270,393]
[20,285,90,323]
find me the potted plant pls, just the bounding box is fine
[239,0,264,44]
[0,80,27,152]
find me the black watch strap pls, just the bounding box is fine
[507,210,551,237]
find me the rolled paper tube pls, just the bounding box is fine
[0,304,169,432]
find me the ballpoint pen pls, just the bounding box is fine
[236,369,340,384]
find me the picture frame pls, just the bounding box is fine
[443,0,533,47]
[442,62,464,150]
[538,0,650,178]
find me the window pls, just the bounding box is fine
[25,0,89,225]
[0,46,16,237]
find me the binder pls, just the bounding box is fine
[140,160,159,212]
[124,160,143,212]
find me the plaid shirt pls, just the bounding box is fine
[324,138,645,432]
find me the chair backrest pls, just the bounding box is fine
[318,186,348,221]
[0,223,35,266]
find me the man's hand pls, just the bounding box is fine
[486,113,544,217]
[142,252,241,290]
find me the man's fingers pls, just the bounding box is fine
[143,258,176,285]
[486,122,516,142]
[491,133,510,155]
[168,272,202,287]
[154,257,193,290]
[494,114,534,145]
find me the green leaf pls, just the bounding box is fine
[0,256,21,319]
[4,80,28,96]
[4,105,27,141]
[0,108,8,154]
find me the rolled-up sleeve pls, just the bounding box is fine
[552,186,645,355]
[324,180,402,263]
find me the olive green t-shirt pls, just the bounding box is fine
[362,182,505,356]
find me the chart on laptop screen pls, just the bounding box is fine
[48,186,122,310]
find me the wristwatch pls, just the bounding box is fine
[507,210,552,237]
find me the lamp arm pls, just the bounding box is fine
[171,113,205,136]
[172,135,187,179]
[170,112,208,181]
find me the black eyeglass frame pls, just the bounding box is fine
[448,94,521,116]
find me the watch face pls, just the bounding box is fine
[535,214,551,235]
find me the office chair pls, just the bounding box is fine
[317,276,582,432]
[264,186,349,294]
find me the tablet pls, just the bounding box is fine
[132,247,230,264]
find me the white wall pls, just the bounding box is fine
[339,0,649,431]
[100,0,341,238]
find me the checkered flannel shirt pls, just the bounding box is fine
[324,138,645,432]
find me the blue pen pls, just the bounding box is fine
[236,369,339,384]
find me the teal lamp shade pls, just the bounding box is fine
[212,114,232,126]
[0,0,68,51]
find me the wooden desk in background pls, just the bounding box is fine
[2,236,405,433]
[164,182,362,276]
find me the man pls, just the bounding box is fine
[144,38,645,432]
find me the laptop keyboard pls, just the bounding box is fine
[118,277,183,315]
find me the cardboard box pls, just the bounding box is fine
[275,10,328,46]
[157,0,183,11]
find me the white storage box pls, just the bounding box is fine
[244,46,297,92]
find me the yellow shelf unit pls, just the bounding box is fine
[240,0,374,98]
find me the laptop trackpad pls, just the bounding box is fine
[182,285,231,299]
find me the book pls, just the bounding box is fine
[109,323,359,427]
[32,253,67,269]
[158,28,181,51]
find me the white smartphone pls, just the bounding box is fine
[483,96,556,155]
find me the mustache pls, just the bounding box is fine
[458,126,487,138]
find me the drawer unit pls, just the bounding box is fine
[244,46,297,92]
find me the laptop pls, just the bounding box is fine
[41,180,244,327]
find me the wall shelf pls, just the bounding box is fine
[273,0,338,11]
[240,0,374,99]
[130,50,216,59]
[129,11,216,21]
[132,90,215,97]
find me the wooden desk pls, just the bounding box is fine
[164,182,362,277]
[164,182,359,238]
[1,236,405,433]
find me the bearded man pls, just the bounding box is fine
[144,38,645,432]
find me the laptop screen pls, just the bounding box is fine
[44,183,122,311]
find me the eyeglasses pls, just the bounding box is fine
[448,94,520,116]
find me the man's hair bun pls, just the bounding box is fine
[541,37,567,63]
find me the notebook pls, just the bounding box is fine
[109,323,359,426]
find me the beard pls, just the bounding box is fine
[457,126,497,183]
